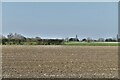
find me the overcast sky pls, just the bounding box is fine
[2,2,118,39]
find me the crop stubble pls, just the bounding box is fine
[2,45,118,78]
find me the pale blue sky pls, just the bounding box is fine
[1,0,119,2]
[2,2,118,39]
[0,2,2,34]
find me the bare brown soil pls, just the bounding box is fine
[2,45,119,78]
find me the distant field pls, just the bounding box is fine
[2,45,118,78]
[64,42,120,46]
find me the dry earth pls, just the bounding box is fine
[2,45,119,78]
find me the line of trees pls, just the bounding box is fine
[81,37,119,42]
[0,33,64,45]
[0,33,120,45]
[65,37,120,42]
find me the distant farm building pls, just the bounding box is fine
[68,35,79,42]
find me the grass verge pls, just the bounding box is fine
[64,42,120,46]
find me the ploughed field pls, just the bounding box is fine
[2,45,118,78]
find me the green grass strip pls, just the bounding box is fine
[64,42,120,46]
